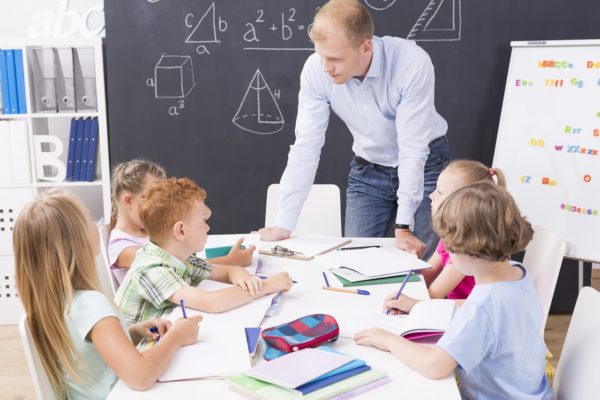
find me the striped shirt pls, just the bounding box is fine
[115,241,212,325]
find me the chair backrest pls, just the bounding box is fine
[265,184,342,237]
[522,225,569,332]
[97,222,117,296]
[19,315,57,400]
[553,286,600,400]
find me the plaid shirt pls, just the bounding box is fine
[115,241,212,325]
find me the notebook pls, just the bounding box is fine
[331,270,421,287]
[158,327,250,381]
[228,369,389,400]
[396,299,457,341]
[244,348,354,389]
[320,247,430,282]
[260,235,351,261]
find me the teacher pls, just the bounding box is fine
[259,0,450,258]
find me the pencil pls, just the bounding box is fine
[338,245,381,251]
[180,299,187,318]
[386,269,413,315]
[322,286,370,296]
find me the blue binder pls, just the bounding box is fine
[85,118,99,181]
[65,118,78,181]
[13,49,27,114]
[80,118,92,180]
[0,49,13,114]
[73,118,85,181]
[5,50,18,114]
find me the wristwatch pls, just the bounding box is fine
[395,224,412,232]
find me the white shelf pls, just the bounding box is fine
[0,38,110,325]
[35,181,104,187]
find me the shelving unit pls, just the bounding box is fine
[0,38,110,324]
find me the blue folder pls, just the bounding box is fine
[5,50,18,114]
[65,118,78,181]
[296,365,371,395]
[80,118,92,179]
[85,118,99,181]
[0,49,11,114]
[13,49,27,114]
[72,118,85,181]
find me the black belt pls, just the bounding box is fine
[354,136,446,166]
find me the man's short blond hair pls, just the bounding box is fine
[309,0,374,47]
[139,177,207,244]
[433,182,533,262]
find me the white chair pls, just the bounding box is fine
[19,315,57,400]
[553,286,600,400]
[522,225,569,332]
[265,184,342,237]
[97,223,117,296]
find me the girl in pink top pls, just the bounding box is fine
[384,160,506,312]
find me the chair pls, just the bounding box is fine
[96,222,117,296]
[522,225,569,332]
[19,315,57,400]
[265,184,342,237]
[553,286,600,400]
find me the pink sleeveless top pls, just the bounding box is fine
[436,240,475,300]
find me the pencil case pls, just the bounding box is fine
[261,314,339,360]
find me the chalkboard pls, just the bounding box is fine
[493,40,600,262]
[104,0,600,235]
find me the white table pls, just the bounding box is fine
[108,237,460,399]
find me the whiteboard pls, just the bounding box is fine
[493,39,600,263]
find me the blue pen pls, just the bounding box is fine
[180,299,187,319]
[322,271,330,287]
[257,275,298,284]
[386,269,413,315]
[149,326,160,343]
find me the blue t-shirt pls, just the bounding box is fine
[64,290,130,400]
[437,264,553,400]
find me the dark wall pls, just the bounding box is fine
[104,0,600,234]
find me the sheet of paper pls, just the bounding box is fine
[245,348,354,389]
[158,327,250,381]
[317,247,429,277]
[261,234,350,257]
[198,233,260,274]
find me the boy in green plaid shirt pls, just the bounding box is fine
[115,177,293,325]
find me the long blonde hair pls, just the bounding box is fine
[14,190,101,398]
[110,159,166,229]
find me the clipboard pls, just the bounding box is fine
[259,239,352,261]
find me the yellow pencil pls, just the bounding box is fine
[322,286,370,296]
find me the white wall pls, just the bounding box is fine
[0,0,104,39]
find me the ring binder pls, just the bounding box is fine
[73,47,97,112]
[31,48,58,113]
[53,48,75,112]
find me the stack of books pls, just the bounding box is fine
[227,347,389,400]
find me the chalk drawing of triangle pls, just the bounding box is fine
[232,69,285,135]
[186,2,219,44]
[407,0,461,41]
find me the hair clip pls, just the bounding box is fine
[489,168,495,177]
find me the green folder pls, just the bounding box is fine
[331,271,421,287]
[205,245,245,258]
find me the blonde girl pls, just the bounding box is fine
[14,190,201,399]
[109,159,255,286]
[385,160,506,313]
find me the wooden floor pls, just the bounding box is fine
[2,271,599,400]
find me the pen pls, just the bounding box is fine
[386,269,413,315]
[180,299,187,318]
[258,275,298,284]
[322,271,330,287]
[338,245,381,251]
[322,286,370,296]
[149,326,160,343]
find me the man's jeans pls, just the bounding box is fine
[344,136,451,260]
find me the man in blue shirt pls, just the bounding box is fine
[259,0,449,258]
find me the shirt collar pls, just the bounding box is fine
[364,36,382,79]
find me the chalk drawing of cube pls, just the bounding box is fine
[154,55,195,99]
